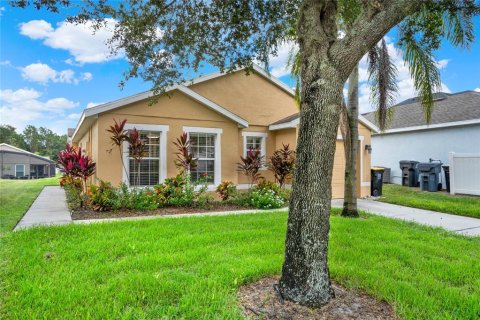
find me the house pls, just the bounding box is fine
[0,143,56,179]
[69,65,376,198]
[363,91,480,186]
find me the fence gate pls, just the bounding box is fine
[449,152,480,196]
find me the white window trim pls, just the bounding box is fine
[15,164,25,177]
[242,132,267,157]
[183,127,222,186]
[122,124,169,186]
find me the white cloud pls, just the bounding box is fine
[0,60,11,66]
[21,63,93,85]
[436,59,449,70]
[0,7,5,17]
[0,88,79,133]
[20,19,122,64]
[86,102,102,109]
[474,88,480,92]
[268,41,297,78]
[66,112,82,119]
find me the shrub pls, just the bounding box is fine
[89,180,120,211]
[268,143,295,188]
[58,144,96,198]
[63,177,83,211]
[216,180,237,201]
[154,173,209,207]
[249,188,285,209]
[237,148,264,186]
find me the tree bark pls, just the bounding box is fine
[342,65,360,218]
[279,0,341,307]
[279,0,426,308]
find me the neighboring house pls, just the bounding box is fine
[363,91,480,186]
[69,65,376,198]
[0,143,56,179]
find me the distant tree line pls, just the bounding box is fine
[0,124,67,161]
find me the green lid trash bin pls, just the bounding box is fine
[371,167,385,197]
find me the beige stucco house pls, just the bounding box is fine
[69,65,378,198]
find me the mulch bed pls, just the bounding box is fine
[71,203,255,220]
[238,276,399,320]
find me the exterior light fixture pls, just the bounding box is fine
[365,144,372,154]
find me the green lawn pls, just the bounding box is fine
[1,179,479,319]
[378,184,480,219]
[0,177,59,236]
[0,212,478,319]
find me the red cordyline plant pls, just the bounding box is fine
[237,147,264,187]
[173,132,197,174]
[268,143,296,188]
[126,128,147,186]
[57,143,96,194]
[106,119,129,181]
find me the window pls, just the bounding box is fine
[184,127,222,186]
[15,164,25,178]
[128,130,160,186]
[123,124,169,187]
[189,133,216,184]
[242,132,267,157]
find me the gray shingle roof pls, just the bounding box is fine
[362,91,480,130]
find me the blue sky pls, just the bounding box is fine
[1,5,479,134]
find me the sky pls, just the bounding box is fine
[1,4,479,135]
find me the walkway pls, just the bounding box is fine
[331,199,480,237]
[14,186,72,231]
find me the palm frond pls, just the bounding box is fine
[286,47,301,109]
[368,38,398,131]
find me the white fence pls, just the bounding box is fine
[449,152,480,196]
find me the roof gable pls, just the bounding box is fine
[269,113,379,132]
[0,143,54,163]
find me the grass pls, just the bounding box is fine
[0,177,59,236]
[1,211,479,319]
[378,184,480,219]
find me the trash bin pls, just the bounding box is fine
[399,160,419,187]
[371,167,385,197]
[442,165,450,192]
[418,162,443,192]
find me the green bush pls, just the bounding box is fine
[63,177,83,210]
[89,180,120,211]
[249,189,285,209]
[154,173,210,208]
[216,180,237,201]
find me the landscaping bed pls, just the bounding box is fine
[71,203,256,220]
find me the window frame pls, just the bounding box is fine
[183,127,222,186]
[242,131,267,158]
[122,124,169,187]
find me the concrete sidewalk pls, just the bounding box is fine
[332,198,480,237]
[14,186,72,231]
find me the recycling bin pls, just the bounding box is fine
[371,167,385,197]
[418,162,443,192]
[399,160,419,187]
[442,165,450,192]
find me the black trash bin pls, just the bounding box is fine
[399,160,419,187]
[371,167,385,197]
[442,165,450,192]
[418,162,443,192]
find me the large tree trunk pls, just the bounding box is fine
[342,65,360,217]
[279,0,342,307]
[279,0,424,308]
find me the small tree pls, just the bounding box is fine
[269,143,296,188]
[106,119,129,184]
[237,148,264,187]
[57,144,96,199]
[126,128,147,186]
[173,132,197,174]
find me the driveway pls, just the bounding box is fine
[332,198,480,237]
